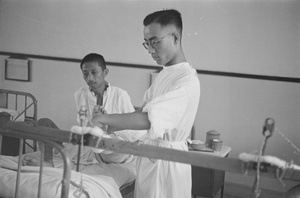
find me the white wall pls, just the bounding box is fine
[0,0,299,77]
[1,0,300,192]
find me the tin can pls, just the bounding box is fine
[205,130,220,148]
[0,112,12,129]
[212,139,223,151]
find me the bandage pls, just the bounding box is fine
[239,152,300,170]
[70,125,104,137]
[70,125,112,154]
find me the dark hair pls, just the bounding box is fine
[143,9,183,34]
[80,53,106,70]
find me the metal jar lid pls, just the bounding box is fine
[206,130,220,135]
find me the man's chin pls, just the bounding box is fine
[89,87,96,93]
[154,59,163,65]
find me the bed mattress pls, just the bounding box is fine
[0,154,136,198]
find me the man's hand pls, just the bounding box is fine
[93,105,106,114]
[92,105,107,131]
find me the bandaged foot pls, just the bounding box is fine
[70,125,112,154]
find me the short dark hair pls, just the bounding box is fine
[80,53,106,70]
[143,9,183,34]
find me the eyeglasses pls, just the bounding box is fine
[142,33,173,50]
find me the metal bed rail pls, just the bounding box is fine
[1,121,300,197]
[0,89,38,152]
[0,89,38,123]
[0,121,72,198]
[4,121,300,183]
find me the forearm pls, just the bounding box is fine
[92,111,151,131]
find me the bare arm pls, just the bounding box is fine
[91,111,151,132]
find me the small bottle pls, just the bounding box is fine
[212,139,223,151]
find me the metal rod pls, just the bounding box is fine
[76,142,82,172]
[15,138,24,198]
[37,143,45,198]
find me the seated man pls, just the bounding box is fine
[23,53,146,168]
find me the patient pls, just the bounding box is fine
[22,53,146,168]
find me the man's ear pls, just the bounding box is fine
[173,33,180,44]
[104,69,109,76]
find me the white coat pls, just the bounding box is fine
[134,62,200,198]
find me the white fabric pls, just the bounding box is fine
[135,62,200,198]
[239,153,300,171]
[70,125,112,154]
[20,147,136,189]
[70,125,105,137]
[0,155,122,198]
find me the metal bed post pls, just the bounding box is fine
[15,138,24,198]
[0,89,38,153]
[0,117,72,198]
[33,139,72,198]
[2,131,73,198]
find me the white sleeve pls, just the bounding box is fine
[142,87,188,138]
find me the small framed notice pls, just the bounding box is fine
[5,58,31,82]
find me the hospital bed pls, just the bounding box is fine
[0,123,136,198]
[0,89,38,155]
[0,89,135,198]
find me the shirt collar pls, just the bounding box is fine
[162,62,188,71]
[89,82,110,97]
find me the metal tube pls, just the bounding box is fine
[15,138,24,198]
[37,143,45,198]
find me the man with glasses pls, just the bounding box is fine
[92,9,200,198]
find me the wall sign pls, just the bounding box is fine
[5,58,31,82]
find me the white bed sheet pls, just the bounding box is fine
[0,153,136,198]
[22,146,137,188]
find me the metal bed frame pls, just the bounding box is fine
[0,122,71,198]
[0,121,136,198]
[0,89,38,154]
[0,89,37,123]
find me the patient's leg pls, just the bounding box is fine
[37,118,62,166]
[22,118,64,167]
[37,118,62,167]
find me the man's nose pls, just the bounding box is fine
[147,45,155,54]
[87,73,93,81]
